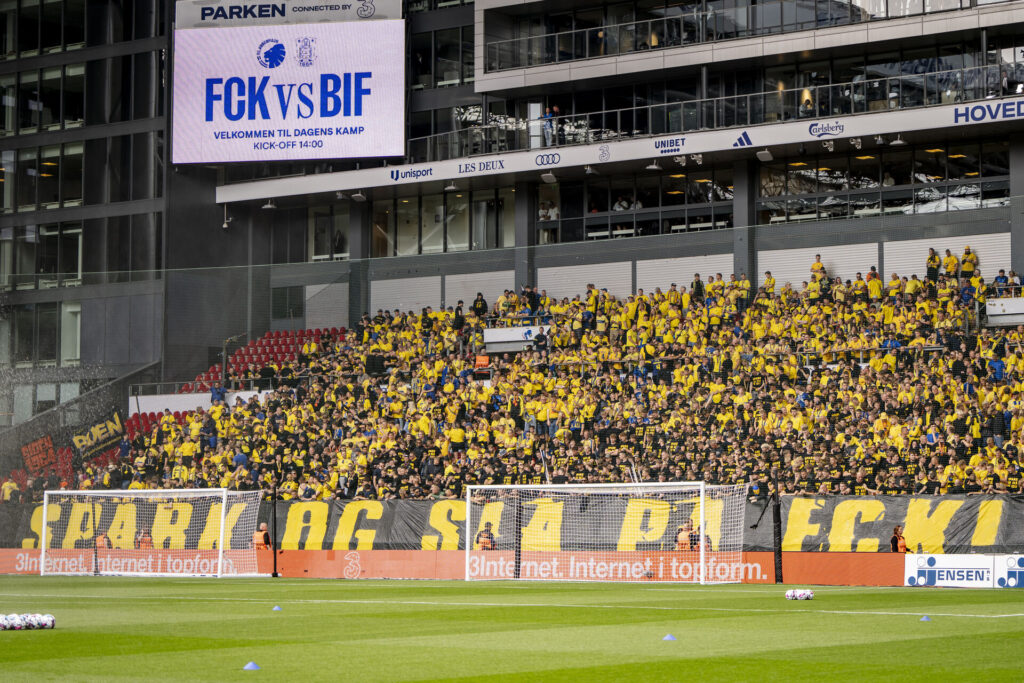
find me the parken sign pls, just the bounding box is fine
[175,0,403,28]
[172,21,405,163]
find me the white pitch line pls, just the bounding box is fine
[0,592,1021,619]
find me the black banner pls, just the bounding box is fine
[3,494,1023,554]
[70,411,124,460]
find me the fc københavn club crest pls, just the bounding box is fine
[297,37,316,67]
[256,38,285,69]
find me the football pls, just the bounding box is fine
[8,614,24,630]
[42,614,55,629]
[785,589,796,600]
[0,615,8,631]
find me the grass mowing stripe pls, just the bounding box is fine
[1,591,1021,619]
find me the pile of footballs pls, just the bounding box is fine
[785,589,815,600]
[0,614,55,630]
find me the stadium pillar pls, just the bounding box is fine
[514,181,537,287]
[1010,139,1024,278]
[731,160,757,289]
[348,194,372,329]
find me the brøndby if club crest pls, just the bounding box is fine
[297,37,316,67]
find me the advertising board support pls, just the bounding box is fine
[772,468,783,584]
[271,484,279,578]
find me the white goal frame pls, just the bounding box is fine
[40,488,265,578]
[465,482,747,584]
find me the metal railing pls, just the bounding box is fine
[485,0,973,72]
[407,64,1013,164]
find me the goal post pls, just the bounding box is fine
[465,482,748,583]
[39,489,265,578]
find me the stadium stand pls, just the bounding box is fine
[4,248,1024,505]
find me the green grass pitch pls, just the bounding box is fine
[1,577,1023,681]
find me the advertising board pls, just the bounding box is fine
[172,20,405,163]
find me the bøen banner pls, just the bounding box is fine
[3,495,1024,554]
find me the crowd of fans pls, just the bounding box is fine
[4,245,1024,506]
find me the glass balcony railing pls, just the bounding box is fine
[407,65,1016,164]
[485,0,978,72]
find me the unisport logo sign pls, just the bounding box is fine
[389,168,434,181]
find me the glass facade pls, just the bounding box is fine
[371,188,516,258]
[757,141,1009,223]
[411,26,475,90]
[485,0,980,71]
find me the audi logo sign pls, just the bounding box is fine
[534,153,561,166]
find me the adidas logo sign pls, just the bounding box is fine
[732,131,753,148]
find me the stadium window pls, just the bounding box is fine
[372,199,395,258]
[59,222,81,285]
[498,187,515,249]
[461,27,474,84]
[662,173,687,207]
[445,192,470,252]
[0,309,8,369]
[0,149,13,213]
[309,207,334,262]
[411,33,433,90]
[12,304,33,363]
[38,145,59,208]
[981,141,1009,177]
[63,64,84,127]
[759,164,785,197]
[0,1,13,59]
[271,286,304,323]
[421,193,444,254]
[36,302,57,363]
[537,184,559,222]
[17,147,36,210]
[39,67,59,129]
[18,70,38,133]
[40,0,61,52]
[470,191,497,251]
[0,226,10,290]
[61,142,82,206]
[36,223,59,286]
[18,0,39,57]
[0,74,12,134]
[587,179,610,212]
[65,0,84,49]
[712,166,734,201]
[947,144,978,181]
[396,197,419,257]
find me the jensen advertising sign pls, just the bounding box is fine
[172,20,405,163]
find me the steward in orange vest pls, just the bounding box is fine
[252,523,271,550]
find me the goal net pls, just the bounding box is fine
[465,483,748,583]
[39,489,265,577]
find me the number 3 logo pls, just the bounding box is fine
[356,0,376,19]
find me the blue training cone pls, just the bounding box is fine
[243,662,261,671]
[663,634,677,641]
[920,616,931,622]
[272,606,282,611]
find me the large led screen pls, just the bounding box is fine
[172,20,405,163]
